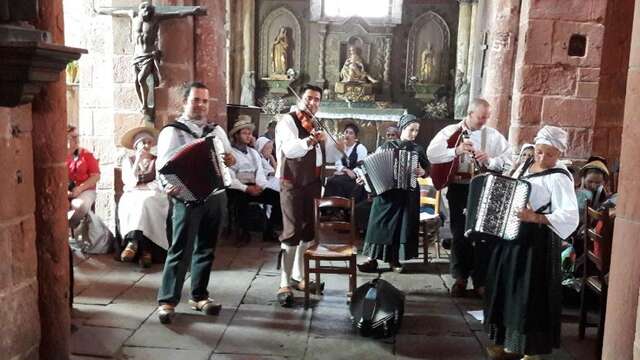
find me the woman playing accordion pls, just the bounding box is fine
[357,114,429,273]
[484,126,579,359]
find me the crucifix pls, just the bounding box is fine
[98,2,207,122]
[479,31,489,78]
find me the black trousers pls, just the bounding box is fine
[447,183,495,288]
[227,188,282,232]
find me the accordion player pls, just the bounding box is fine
[464,173,531,241]
[355,149,419,196]
[158,135,232,204]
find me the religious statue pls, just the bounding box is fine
[339,46,378,84]
[98,2,206,116]
[271,27,290,76]
[420,43,437,83]
[454,70,470,119]
[240,71,256,106]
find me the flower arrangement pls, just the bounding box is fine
[258,95,288,114]
[423,99,449,119]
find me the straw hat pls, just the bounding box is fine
[229,115,255,137]
[120,126,159,150]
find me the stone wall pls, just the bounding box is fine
[508,0,608,159]
[0,105,41,360]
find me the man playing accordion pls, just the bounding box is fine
[155,82,235,324]
[427,98,512,297]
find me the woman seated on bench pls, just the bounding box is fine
[323,123,368,202]
[118,126,170,267]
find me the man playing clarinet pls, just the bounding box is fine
[274,84,326,307]
[427,98,512,298]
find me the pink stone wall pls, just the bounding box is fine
[509,0,608,159]
[0,105,41,360]
[602,2,640,357]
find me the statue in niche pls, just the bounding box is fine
[98,2,206,116]
[240,71,256,106]
[420,43,438,83]
[271,27,290,76]
[339,46,378,84]
[454,70,470,119]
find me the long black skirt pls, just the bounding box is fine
[362,189,419,263]
[484,222,562,355]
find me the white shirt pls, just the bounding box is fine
[524,164,579,239]
[274,113,323,179]
[334,142,368,172]
[426,119,512,172]
[156,116,232,190]
[228,145,268,192]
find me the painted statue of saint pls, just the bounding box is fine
[271,27,290,75]
[339,46,378,83]
[420,44,437,82]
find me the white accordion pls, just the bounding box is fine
[355,149,418,196]
[464,173,531,241]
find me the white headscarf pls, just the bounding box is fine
[255,136,272,154]
[534,126,568,153]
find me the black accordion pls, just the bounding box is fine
[158,136,231,204]
[356,149,418,196]
[464,173,531,241]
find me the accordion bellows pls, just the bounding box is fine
[465,173,531,241]
[358,149,418,196]
[158,136,231,203]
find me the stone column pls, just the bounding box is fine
[602,2,640,358]
[316,22,328,86]
[32,0,72,358]
[454,0,473,119]
[481,0,520,135]
[466,1,478,84]
[455,0,473,78]
[195,0,228,128]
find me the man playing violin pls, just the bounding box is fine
[274,84,326,307]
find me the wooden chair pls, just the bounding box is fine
[304,196,358,309]
[418,177,442,262]
[578,206,614,357]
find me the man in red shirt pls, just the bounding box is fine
[66,125,101,227]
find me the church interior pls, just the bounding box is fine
[1,0,640,359]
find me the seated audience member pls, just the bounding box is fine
[508,143,534,176]
[67,125,100,228]
[118,126,170,268]
[384,124,400,142]
[255,136,279,192]
[579,157,610,209]
[324,123,368,202]
[228,116,281,242]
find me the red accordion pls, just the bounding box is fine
[159,136,231,204]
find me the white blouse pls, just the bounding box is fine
[334,142,368,172]
[524,164,579,239]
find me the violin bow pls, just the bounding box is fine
[287,85,350,164]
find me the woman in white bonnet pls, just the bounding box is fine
[255,136,279,192]
[484,126,579,360]
[118,126,170,267]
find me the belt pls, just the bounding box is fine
[451,173,472,184]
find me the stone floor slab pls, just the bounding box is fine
[70,325,133,358]
[212,355,288,360]
[394,334,483,360]
[216,304,311,357]
[120,346,211,360]
[125,307,233,350]
[304,336,395,360]
[242,274,281,306]
[83,303,157,330]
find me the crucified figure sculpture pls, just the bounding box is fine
[99,2,206,115]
